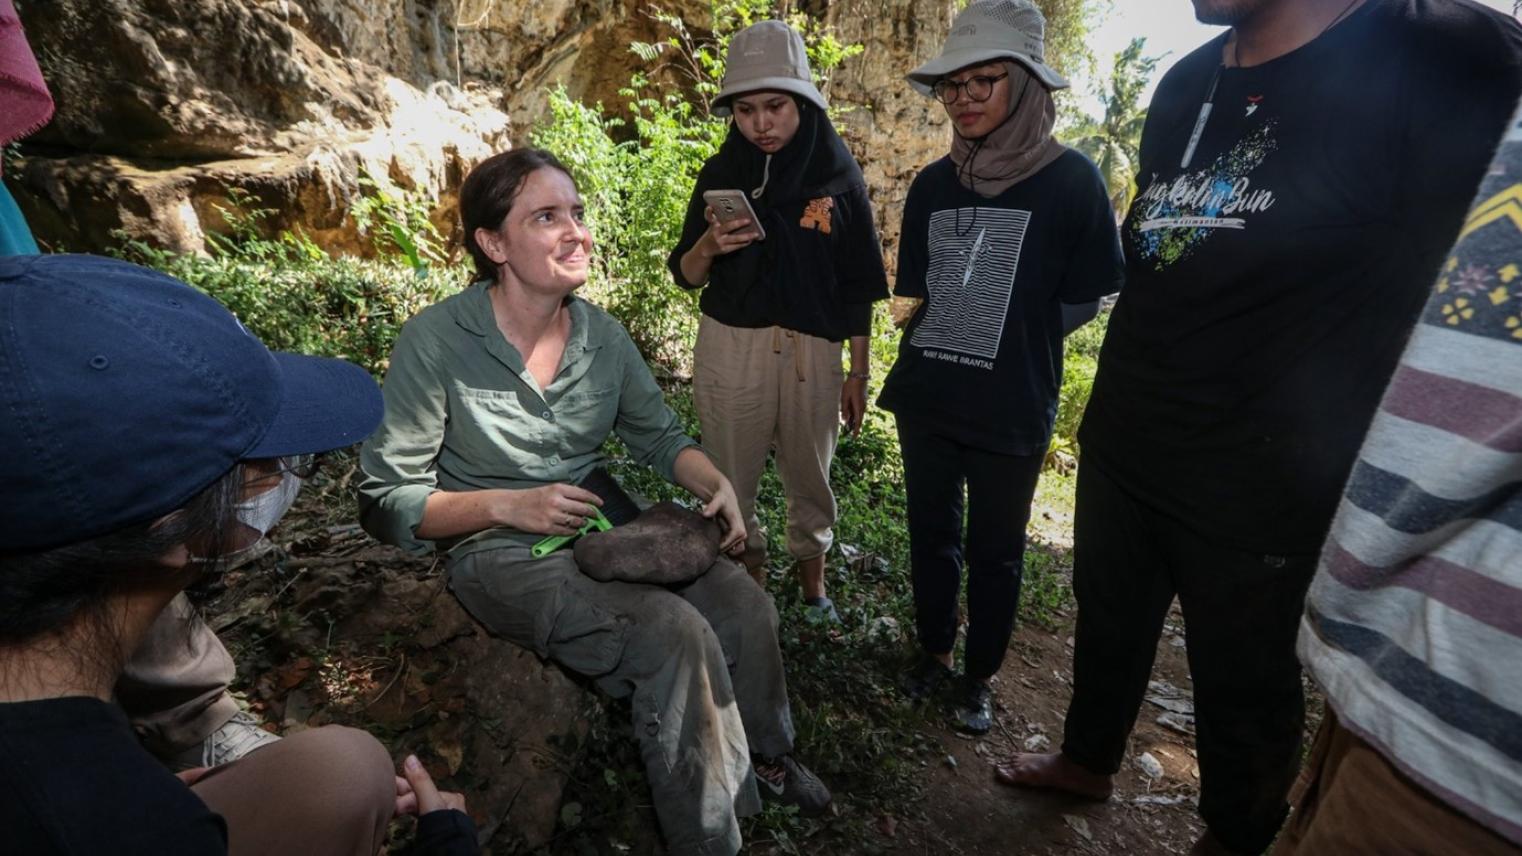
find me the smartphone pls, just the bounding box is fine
[702,189,766,241]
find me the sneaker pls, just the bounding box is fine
[901,653,954,701]
[754,754,832,817]
[168,710,281,771]
[802,596,840,624]
[952,676,993,735]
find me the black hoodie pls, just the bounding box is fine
[668,101,889,341]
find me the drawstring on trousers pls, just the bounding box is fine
[770,327,806,382]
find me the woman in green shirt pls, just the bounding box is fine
[358,149,831,856]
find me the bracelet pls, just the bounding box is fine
[846,371,870,381]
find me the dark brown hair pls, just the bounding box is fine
[459,148,578,282]
[0,465,243,646]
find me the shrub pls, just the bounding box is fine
[1050,308,1110,468]
[114,190,463,378]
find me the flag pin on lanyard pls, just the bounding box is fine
[1181,63,1223,170]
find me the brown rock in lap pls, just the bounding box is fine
[573,501,721,585]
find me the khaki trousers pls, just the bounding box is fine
[191,725,397,856]
[1273,711,1521,855]
[116,593,240,756]
[450,545,795,856]
[693,316,842,568]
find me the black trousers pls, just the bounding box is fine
[1062,455,1317,855]
[897,420,1045,682]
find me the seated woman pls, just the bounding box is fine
[0,254,476,855]
[357,148,830,856]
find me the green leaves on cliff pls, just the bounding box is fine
[112,188,458,378]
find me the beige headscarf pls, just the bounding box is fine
[948,62,1065,197]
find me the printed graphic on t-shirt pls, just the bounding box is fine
[801,197,834,234]
[1131,121,1279,270]
[910,207,1030,365]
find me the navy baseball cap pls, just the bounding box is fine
[0,254,384,551]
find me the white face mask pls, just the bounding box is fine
[185,467,306,571]
[234,470,302,538]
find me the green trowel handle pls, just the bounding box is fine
[530,507,614,558]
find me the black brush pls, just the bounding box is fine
[576,466,641,526]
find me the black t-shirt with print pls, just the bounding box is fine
[1079,0,1522,553]
[878,149,1124,456]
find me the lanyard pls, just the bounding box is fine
[1180,63,1223,170]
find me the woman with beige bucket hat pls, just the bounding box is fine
[668,20,889,623]
[877,0,1123,735]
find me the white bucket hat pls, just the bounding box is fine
[713,20,829,117]
[906,0,1069,96]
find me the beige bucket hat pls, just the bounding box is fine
[713,20,829,116]
[906,0,1070,96]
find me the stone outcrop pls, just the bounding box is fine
[6,0,955,260]
[9,0,516,254]
[823,0,957,257]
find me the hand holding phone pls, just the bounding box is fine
[702,189,766,251]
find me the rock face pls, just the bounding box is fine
[823,0,958,260]
[10,0,516,254]
[574,501,722,585]
[7,0,954,261]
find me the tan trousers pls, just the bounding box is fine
[693,316,842,568]
[191,725,397,856]
[1273,711,1521,855]
[116,593,240,756]
[450,545,795,856]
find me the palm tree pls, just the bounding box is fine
[1066,38,1159,218]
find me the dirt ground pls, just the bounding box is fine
[213,476,1313,856]
[881,612,1209,856]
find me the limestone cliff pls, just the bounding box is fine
[7,0,958,261]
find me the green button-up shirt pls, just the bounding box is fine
[357,282,698,557]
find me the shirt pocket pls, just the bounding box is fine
[550,384,620,451]
[449,384,543,469]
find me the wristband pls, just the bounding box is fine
[847,371,870,381]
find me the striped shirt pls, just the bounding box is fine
[1300,98,1522,845]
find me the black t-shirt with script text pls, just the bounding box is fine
[1080,0,1522,553]
[879,149,1123,455]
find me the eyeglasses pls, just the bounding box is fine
[243,454,324,489]
[279,454,322,480]
[932,72,1009,105]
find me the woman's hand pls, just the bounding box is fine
[673,447,747,554]
[395,754,468,816]
[497,484,603,535]
[698,206,760,259]
[840,376,867,438]
[702,477,749,555]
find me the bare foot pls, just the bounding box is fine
[994,752,1114,801]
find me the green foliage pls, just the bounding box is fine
[348,174,447,275]
[1035,0,1112,80]
[1051,308,1109,465]
[530,0,862,369]
[114,188,462,377]
[1065,37,1161,214]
